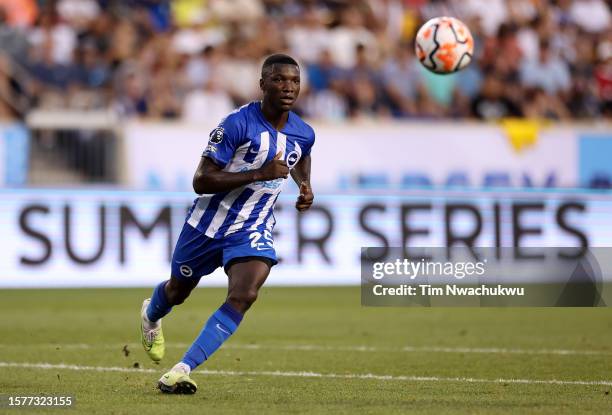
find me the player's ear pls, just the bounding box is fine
[259,77,264,91]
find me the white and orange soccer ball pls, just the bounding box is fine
[415,16,474,74]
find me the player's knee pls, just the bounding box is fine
[227,288,259,312]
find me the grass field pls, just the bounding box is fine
[1,287,611,414]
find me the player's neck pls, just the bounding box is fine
[260,101,289,131]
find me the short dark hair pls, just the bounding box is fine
[261,54,299,77]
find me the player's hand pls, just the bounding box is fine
[295,181,314,212]
[257,152,289,181]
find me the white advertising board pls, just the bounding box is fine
[123,122,578,191]
[1,189,611,288]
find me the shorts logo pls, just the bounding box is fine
[286,150,299,168]
[209,127,224,144]
[179,265,193,277]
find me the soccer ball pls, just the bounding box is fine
[415,17,474,74]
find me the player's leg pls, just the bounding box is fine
[145,276,198,326]
[159,258,272,394]
[180,259,270,367]
[225,258,271,313]
[141,276,198,361]
[141,223,219,362]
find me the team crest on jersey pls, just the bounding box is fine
[286,150,299,168]
[209,127,224,144]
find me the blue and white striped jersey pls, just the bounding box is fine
[187,101,315,239]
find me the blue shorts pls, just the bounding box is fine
[171,222,278,281]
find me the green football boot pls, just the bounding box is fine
[140,298,165,362]
[158,369,198,394]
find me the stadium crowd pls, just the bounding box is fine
[0,0,610,122]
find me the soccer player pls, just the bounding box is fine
[139,54,314,394]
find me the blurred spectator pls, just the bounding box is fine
[113,65,149,117]
[567,29,600,117]
[74,42,110,89]
[77,11,114,60]
[482,23,522,78]
[595,31,612,116]
[419,0,463,22]
[0,0,37,27]
[184,45,215,89]
[507,0,544,26]
[218,38,260,104]
[172,0,207,28]
[516,13,554,62]
[568,0,611,34]
[368,0,411,45]
[57,0,100,30]
[172,15,226,55]
[286,6,329,64]
[301,88,348,120]
[306,49,343,92]
[457,0,508,37]
[453,64,482,100]
[345,43,384,117]
[27,39,76,91]
[301,49,348,120]
[381,42,423,116]
[552,0,573,26]
[183,74,234,122]
[108,18,139,67]
[520,40,571,96]
[523,87,569,120]
[0,6,29,60]
[148,69,183,119]
[328,7,377,69]
[133,0,172,32]
[28,11,77,65]
[471,71,523,120]
[552,20,578,65]
[420,68,457,109]
[209,0,264,23]
[0,53,29,120]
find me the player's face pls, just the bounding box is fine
[262,64,300,112]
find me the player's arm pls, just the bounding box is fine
[290,154,314,212]
[193,153,289,194]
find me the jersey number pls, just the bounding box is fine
[249,231,274,251]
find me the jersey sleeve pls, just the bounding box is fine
[302,125,316,157]
[202,113,245,168]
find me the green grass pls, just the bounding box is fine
[0,287,611,414]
